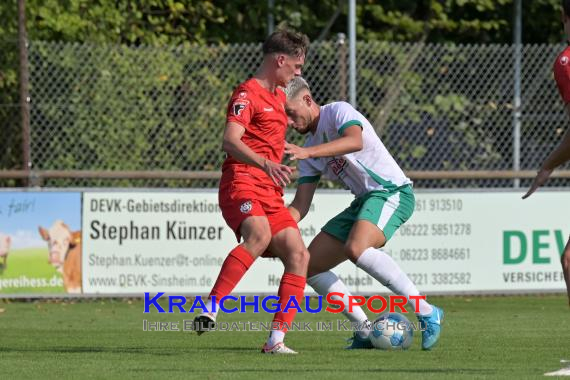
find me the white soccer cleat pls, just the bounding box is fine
[545,360,570,376]
[544,368,570,376]
[261,342,298,354]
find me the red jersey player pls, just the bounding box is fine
[194,29,311,353]
[523,1,570,307]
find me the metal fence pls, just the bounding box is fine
[2,39,570,188]
[0,39,22,187]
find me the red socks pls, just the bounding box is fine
[209,249,306,336]
[272,272,307,332]
[209,245,255,299]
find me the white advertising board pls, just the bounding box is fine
[82,190,568,295]
[82,191,354,294]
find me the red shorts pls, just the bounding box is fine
[219,180,298,242]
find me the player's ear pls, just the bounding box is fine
[303,94,312,107]
[276,53,286,67]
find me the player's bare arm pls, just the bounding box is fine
[523,103,570,199]
[223,122,293,187]
[288,182,318,222]
[539,104,570,170]
[285,125,363,160]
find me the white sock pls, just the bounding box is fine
[308,271,371,338]
[204,298,218,317]
[266,330,286,347]
[355,247,433,316]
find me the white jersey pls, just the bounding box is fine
[298,102,412,197]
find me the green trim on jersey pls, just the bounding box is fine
[357,160,398,191]
[298,175,321,184]
[321,185,414,243]
[338,120,363,136]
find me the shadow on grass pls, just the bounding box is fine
[0,346,178,355]
[0,345,261,355]
[130,368,497,375]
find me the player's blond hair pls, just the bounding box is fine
[285,76,310,99]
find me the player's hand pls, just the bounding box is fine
[285,142,310,160]
[263,159,294,187]
[522,168,553,199]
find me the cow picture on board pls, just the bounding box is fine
[0,233,11,274]
[38,220,82,293]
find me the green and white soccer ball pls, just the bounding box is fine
[370,312,414,350]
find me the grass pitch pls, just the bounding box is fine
[0,248,64,294]
[0,295,569,379]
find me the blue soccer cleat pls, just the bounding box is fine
[345,332,374,349]
[417,305,444,350]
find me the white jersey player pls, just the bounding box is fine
[284,77,444,350]
[297,101,412,197]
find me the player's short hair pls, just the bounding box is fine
[285,77,310,99]
[262,29,310,58]
[564,0,570,18]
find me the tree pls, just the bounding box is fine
[0,0,568,188]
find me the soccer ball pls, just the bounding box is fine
[370,312,414,350]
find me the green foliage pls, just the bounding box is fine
[26,0,226,45]
[0,0,568,188]
[29,41,259,187]
[354,41,517,178]
[0,2,20,174]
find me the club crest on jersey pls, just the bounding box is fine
[327,157,348,176]
[233,100,249,116]
[561,56,569,66]
[240,201,253,214]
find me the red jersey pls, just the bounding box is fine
[221,78,288,192]
[554,46,570,104]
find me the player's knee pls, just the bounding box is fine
[243,229,271,255]
[299,248,310,267]
[344,242,365,262]
[294,247,310,265]
[284,247,310,269]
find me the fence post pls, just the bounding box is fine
[267,0,274,36]
[348,0,357,108]
[18,0,31,187]
[512,0,522,188]
[337,33,347,101]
